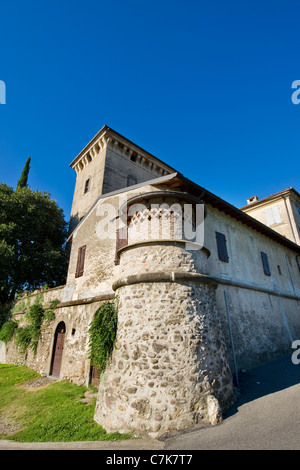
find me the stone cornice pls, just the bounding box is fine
[112,271,218,291]
[69,125,176,176]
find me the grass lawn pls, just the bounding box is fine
[0,363,132,442]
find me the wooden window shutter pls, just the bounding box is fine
[75,245,86,278]
[215,231,229,262]
[261,251,271,276]
[115,226,128,265]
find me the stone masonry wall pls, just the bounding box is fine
[1,287,109,386]
[119,243,208,277]
[94,280,234,438]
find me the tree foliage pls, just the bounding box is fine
[0,181,68,304]
[16,156,31,190]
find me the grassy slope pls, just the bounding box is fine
[0,363,131,442]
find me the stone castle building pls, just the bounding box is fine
[1,125,300,437]
[240,187,300,246]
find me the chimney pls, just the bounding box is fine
[247,195,259,205]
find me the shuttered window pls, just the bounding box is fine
[75,245,86,278]
[266,205,281,226]
[261,251,271,276]
[215,231,229,262]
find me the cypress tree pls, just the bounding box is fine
[16,156,31,190]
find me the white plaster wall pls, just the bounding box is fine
[204,204,300,369]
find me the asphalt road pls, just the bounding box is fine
[165,353,300,450]
[1,353,299,450]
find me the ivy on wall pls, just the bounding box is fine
[0,299,58,355]
[88,299,118,376]
[0,320,18,344]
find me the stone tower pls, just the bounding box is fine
[94,191,235,438]
[68,126,176,232]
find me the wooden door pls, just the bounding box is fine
[90,365,100,387]
[50,322,65,377]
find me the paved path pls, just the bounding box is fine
[1,354,299,450]
[165,354,300,450]
[0,437,163,450]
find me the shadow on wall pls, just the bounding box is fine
[225,353,300,418]
[68,213,81,235]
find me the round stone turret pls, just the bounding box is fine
[94,191,235,437]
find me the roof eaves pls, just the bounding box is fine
[67,170,300,253]
[69,125,177,172]
[240,187,300,211]
[175,175,300,253]
[66,172,180,242]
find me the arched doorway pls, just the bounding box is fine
[50,322,66,377]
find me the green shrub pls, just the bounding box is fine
[15,325,33,353]
[0,320,18,343]
[0,298,58,355]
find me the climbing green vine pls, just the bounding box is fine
[0,299,58,355]
[0,320,18,343]
[88,298,118,375]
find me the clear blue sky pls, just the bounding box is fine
[1,0,300,220]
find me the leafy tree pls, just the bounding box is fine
[0,163,68,304]
[16,156,31,190]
